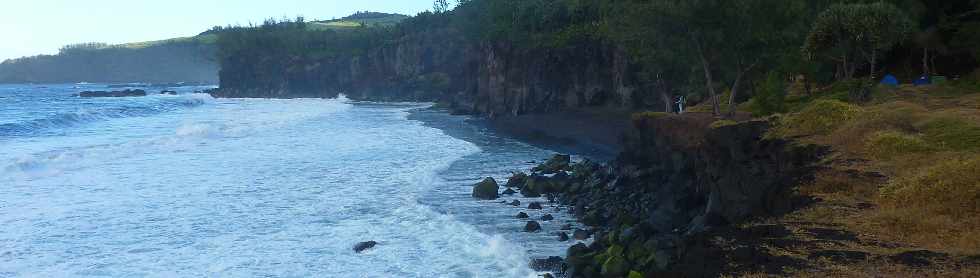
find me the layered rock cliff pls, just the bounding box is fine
[213,30,648,118]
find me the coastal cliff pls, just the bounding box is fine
[213,29,644,118]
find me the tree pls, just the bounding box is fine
[803,2,914,81]
[433,0,450,13]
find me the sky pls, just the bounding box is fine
[0,0,433,61]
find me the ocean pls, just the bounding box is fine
[0,84,580,277]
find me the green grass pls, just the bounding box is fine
[866,131,934,159]
[114,34,218,49]
[310,14,409,30]
[775,99,863,137]
[709,119,738,129]
[921,117,980,152]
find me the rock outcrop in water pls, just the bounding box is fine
[471,177,499,200]
[353,241,377,253]
[77,89,148,98]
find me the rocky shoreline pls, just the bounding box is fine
[472,113,826,277]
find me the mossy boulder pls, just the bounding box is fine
[628,271,645,278]
[471,177,499,200]
[601,255,629,277]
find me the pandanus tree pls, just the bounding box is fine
[803,2,914,81]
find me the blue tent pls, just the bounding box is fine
[913,76,931,86]
[881,74,899,86]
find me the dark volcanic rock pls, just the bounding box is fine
[471,177,499,200]
[560,224,573,230]
[533,154,571,174]
[505,172,528,188]
[541,214,554,221]
[353,241,377,253]
[516,212,530,219]
[573,229,590,240]
[529,256,564,272]
[509,200,521,207]
[525,221,542,232]
[502,188,517,195]
[528,202,543,210]
[889,250,949,267]
[160,90,178,95]
[78,89,147,98]
[557,232,570,241]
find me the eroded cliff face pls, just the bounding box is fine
[213,30,647,117]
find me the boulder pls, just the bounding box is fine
[557,232,570,241]
[600,255,628,277]
[522,175,551,197]
[528,202,543,210]
[560,224,573,230]
[471,177,499,200]
[509,200,521,206]
[541,214,554,221]
[525,221,542,232]
[506,172,528,188]
[160,90,178,95]
[533,154,572,174]
[573,229,591,240]
[353,241,377,253]
[517,212,530,219]
[529,256,564,272]
[502,188,517,195]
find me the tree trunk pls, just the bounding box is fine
[805,76,812,96]
[923,47,930,77]
[870,48,877,81]
[657,76,674,113]
[728,61,757,117]
[694,38,720,116]
[728,74,742,117]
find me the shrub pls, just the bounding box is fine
[865,131,934,159]
[747,71,787,116]
[776,99,863,136]
[880,157,980,218]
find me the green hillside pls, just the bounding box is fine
[310,12,409,30]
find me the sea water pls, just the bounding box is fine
[0,84,580,277]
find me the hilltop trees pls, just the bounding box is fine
[211,0,979,115]
[803,2,915,81]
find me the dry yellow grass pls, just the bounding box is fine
[767,85,980,272]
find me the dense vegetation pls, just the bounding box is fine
[215,0,980,115]
[0,35,218,84]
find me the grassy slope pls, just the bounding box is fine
[309,13,409,30]
[711,79,980,277]
[112,13,408,48]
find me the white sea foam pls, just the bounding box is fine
[0,89,565,277]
